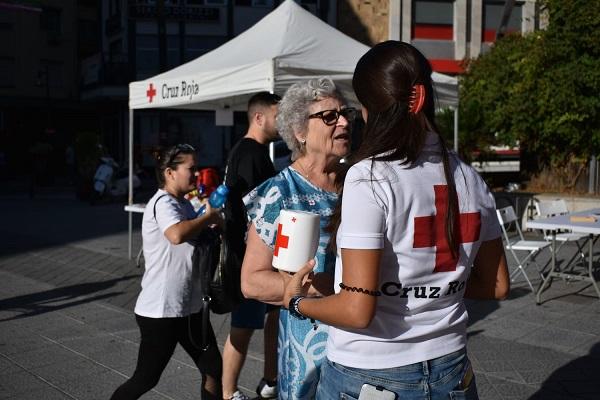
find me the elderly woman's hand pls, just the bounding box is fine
[281,260,316,308]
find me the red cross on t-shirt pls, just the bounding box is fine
[413,185,481,272]
[146,83,156,103]
[274,223,289,257]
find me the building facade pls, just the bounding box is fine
[0,0,99,178]
[81,0,335,170]
[338,0,543,74]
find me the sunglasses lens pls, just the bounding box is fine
[321,111,338,125]
[342,109,355,121]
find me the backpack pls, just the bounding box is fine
[192,220,244,315]
[153,194,244,315]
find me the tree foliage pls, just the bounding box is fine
[459,0,600,173]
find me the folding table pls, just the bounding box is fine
[124,203,146,267]
[527,208,600,304]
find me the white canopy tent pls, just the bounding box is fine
[125,0,458,257]
[129,0,458,112]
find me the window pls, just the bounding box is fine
[0,57,15,88]
[184,35,227,61]
[40,7,61,33]
[483,0,523,42]
[39,61,64,88]
[252,0,274,6]
[0,11,12,31]
[167,35,181,68]
[136,35,159,79]
[109,0,121,16]
[413,0,454,40]
[109,39,123,60]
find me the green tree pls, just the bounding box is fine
[459,0,600,183]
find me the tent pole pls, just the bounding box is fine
[128,107,134,259]
[453,107,459,153]
[268,58,276,162]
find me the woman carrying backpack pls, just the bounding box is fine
[111,144,223,400]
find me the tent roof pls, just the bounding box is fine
[129,0,458,111]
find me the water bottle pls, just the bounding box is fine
[196,183,229,216]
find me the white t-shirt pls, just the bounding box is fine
[135,189,203,318]
[326,133,501,369]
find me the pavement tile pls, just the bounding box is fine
[567,336,600,358]
[472,374,503,400]
[476,359,524,383]
[0,356,21,375]
[482,375,538,399]
[54,333,139,371]
[6,342,83,370]
[509,305,567,325]
[5,386,73,400]
[514,369,552,385]
[0,369,52,397]
[29,357,110,385]
[471,316,542,342]
[0,334,49,357]
[516,325,596,353]
[553,312,600,336]
[61,369,134,400]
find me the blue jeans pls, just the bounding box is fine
[315,348,478,400]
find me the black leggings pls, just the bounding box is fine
[110,311,222,400]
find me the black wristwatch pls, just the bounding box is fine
[288,296,306,320]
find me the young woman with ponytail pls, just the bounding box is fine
[281,41,510,400]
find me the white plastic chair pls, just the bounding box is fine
[534,199,588,270]
[497,206,551,291]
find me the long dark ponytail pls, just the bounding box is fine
[328,41,459,258]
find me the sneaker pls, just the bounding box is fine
[256,378,278,399]
[228,390,251,400]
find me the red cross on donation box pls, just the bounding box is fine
[274,223,289,257]
[146,83,156,103]
[413,185,481,272]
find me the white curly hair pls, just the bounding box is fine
[276,77,343,161]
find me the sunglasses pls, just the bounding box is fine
[308,107,357,126]
[167,143,195,165]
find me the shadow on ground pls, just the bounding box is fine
[529,343,600,399]
[0,275,139,322]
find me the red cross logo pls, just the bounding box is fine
[292,217,297,223]
[274,223,289,257]
[146,83,156,103]
[413,185,481,272]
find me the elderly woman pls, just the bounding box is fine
[241,77,355,400]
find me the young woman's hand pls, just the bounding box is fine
[201,201,224,229]
[281,260,316,308]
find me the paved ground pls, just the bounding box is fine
[1,185,600,399]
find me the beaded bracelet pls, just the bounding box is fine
[339,282,381,297]
[288,296,318,330]
[288,296,307,320]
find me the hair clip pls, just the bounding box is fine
[408,84,425,114]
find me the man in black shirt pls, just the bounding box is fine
[222,92,281,400]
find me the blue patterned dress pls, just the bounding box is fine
[244,166,338,400]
